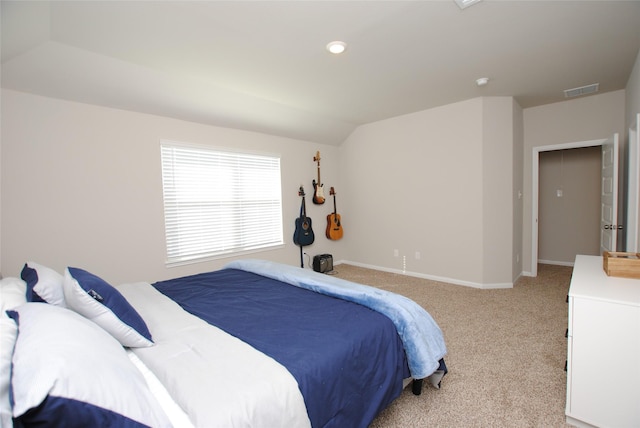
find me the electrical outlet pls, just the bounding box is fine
[415,251,421,260]
[393,249,399,257]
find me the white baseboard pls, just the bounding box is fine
[565,415,598,428]
[335,260,513,289]
[538,259,575,267]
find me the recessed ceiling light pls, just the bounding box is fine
[326,41,347,54]
[455,0,482,10]
[476,77,489,86]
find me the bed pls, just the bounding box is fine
[1,259,447,428]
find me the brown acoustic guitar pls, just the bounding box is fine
[326,187,343,240]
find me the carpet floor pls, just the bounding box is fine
[332,263,574,428]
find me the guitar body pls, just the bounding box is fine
[294,186,315,247]
[312,179,325,205]
[326,213,343,240]
[325,187,343,240]
[294,216,315,246]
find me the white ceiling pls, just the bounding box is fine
[2,1,640,145]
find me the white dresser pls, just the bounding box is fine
[566,255,640,428]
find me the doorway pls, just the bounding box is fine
[538,147,601,265]
[531,138,608,277]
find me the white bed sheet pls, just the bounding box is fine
[118,282,311,428]
[126,350,194,428]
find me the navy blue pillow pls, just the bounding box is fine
[62,267,153,347]
[18,396,151,428]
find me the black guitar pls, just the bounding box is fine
[293,186,315,247]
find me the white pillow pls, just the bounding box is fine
[0,276,27,313]
[0,317,17,428]
[0,277,27,428]
[7,303,171,428]
[20,262,66,307]
[63,267,153,347]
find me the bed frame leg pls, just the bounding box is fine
[411,378,423,395]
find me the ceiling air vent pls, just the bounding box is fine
[454,0,482,9]
[564,83,599,98]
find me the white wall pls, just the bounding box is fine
[0,89,342,284]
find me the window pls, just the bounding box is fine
[160,141,283,266]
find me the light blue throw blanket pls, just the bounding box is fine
[225,259,447,380]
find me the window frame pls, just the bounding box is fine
[160,140,284,267]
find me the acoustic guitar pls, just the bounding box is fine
[326,187,343,240]
[293,186,315,247]
[312,151,325,205]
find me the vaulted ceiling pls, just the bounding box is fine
[3,1,640,145]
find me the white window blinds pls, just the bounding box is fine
[160,142,283,265]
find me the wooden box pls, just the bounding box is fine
[603,251,640,279]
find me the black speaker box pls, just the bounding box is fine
[313,254,333,273]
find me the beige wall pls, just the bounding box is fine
[625,49,640,250]
[512,101,524,280]
[0,89,341,284]
[339,98,484,285]
[339,97,518,287]
[522,90,626,274]
[1,82,633,286]
[482,97,519,284]
[1,91,521,288]
[626,49,640,130]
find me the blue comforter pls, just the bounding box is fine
[226,259,447,379]
[153,265,411,428]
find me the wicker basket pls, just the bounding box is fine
[602,251,640,279]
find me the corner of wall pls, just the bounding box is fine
[626,47,640,129]
[0,88,3,275]
[481,96,518,284]
[512,100,524,282]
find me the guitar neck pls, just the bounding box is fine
[298,186,307,217]
[315,151,322,184]
[302,194,307,217]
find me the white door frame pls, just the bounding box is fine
[627,114,640,252]
[600,134,620,256]
[531,138,606,277]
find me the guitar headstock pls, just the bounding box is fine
[298,186,305,197]
[313,151,321,163]
[329,187,336,196]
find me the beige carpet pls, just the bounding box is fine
[332,263,573,428]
